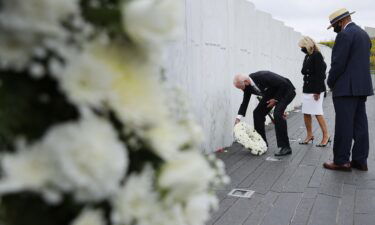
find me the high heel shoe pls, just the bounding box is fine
[316,137,331,147]
[299,136,314,145]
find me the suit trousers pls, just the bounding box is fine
[253,90,296,148]
[332,96,369,165]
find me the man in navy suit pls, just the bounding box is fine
[323,9,373,171]
[233,71,296,156]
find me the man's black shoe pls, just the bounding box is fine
[274,146,292,156]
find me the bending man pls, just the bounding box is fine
[234,71,296,156]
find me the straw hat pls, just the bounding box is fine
[327,8,355,29]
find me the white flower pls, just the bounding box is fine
[144,122,192,160]
[233,122,267,155]
[58,44,118,107]
[207,154,230,186]
[121,0,184,46]
[74,42,168,129]
[0,141,56,194]
[46,113,128,201]
[111,166,186,225]
[110,72,168,128]
[0,0,79,68]
[58,41,189,161]
[111,166,156,224]
[164,86,204,146]
[71,208,106,225]
[0,114,128,202]
[0,0,78,35]
[158,151,216,200]
[184,193,218,225]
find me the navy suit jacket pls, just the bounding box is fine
[327,23,373,97]
[238,71,295,116]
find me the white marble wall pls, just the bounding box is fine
[164,0,332,153]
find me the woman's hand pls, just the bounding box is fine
[313,93,320,101]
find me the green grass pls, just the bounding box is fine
[319,39,375,71]
[319,41,335,48]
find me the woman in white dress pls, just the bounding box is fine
[298,37,331,147]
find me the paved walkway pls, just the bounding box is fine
[208,93,375,225]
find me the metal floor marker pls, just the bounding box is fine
[289,139,300,142]
[266,156,282,162]
[228,189,255,198]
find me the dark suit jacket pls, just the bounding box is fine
[327,23,374,97]
[301,51,327,94]
[238,71,295,116]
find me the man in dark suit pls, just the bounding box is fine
[324,9,373,171]
[233,71,296,156]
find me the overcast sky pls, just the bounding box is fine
[247,0,375,42]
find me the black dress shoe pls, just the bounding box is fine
[274,146,292,156]
[350,161,368,171]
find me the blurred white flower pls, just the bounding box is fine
[75,42,168,129]
[112,166,176,225]
[0,114,128,202]
[59,42,190,161]
[0,1,228,225]
[121,0,184,46]
[164,86,204,146]
[0,0,79,68]
[112,166,186,225]
[110,65,168,129]
[0,141,56,194]
[184,193,218,225]
[207,154,230,187]
[46,113,128,201]
[233,122,267,155]
[71,208,106,225]
[0,0,78,35]
[29,63,45,79]
[158,151,216,200]
[59,44,118,107]
[145,122,191,160]
[111,166,156,224]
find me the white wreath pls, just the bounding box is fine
[233,122,268,155]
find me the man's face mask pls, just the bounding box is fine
[301,47,308,54]
[333,23,342,33]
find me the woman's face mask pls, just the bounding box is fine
[301,47,308,54]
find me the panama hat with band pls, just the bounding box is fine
[327,8,355,29]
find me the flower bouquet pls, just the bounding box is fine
[233,122,268,155]
[0,0,228,224]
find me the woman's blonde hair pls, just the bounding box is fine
[298,36,320,55]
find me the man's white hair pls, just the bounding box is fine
[233,74,250,88]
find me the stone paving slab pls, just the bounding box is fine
[208,94,375,225]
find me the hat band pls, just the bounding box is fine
[330,11,350,25]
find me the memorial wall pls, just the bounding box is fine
[164,0,332,152]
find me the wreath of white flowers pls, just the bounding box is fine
[233,122,267,155]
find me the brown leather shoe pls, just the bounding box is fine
[323,162,352,172]
[350,161,368,171]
